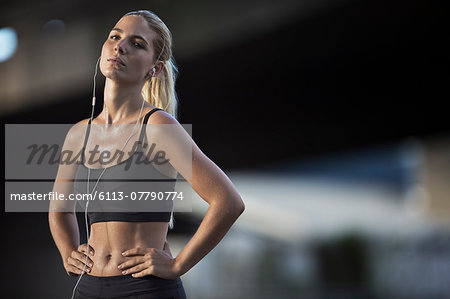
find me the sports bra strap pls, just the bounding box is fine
[137,108,163,150]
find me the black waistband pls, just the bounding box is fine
[76,273,182,298]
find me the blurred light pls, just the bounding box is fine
[0,27,18,63]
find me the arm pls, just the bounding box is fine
[48,211,80,271]
[48,119,94,275]
[149,114,245,276]
[174,148,245,276]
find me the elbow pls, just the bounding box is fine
[239,198,245,214]
[213,195,245,218]
[48,211,61,223]
[235,197,245,216]
[48,212,58,229]
[48,211,55,224]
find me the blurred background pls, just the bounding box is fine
[1,0,449,298]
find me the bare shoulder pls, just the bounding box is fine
[75,118,91,125]
[69,118,90,136]
[144,110,193,180]
[145,110,188,142]
[64,118,90,150]
[147,109,180,125]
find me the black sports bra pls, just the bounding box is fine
[73,108,176,226]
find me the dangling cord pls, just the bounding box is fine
[71,55,158,298]
[71,71,149,299]
[70,56,100,299]
[88,75,150,199]
[87,96,147,196]
[90,57,101,124]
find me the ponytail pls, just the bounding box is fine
[124,10,179,120]
[142,56,178,119]
[124,10,179,228]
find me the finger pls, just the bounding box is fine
[68,256,91,273]
[118,257,147,270]
[78,243,95,257]
[131,268,152,278]
[68,256,91,272]
[66,264,83,276]
[71,250,93,267]
[122,247,151,256]
[78,244,95,256]
[122,263,152,276]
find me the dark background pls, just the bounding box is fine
[3,0,448,167]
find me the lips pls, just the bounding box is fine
[107,56,125,66]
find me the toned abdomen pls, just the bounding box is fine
[87,221,169,277]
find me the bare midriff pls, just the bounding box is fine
[87,221,169,277]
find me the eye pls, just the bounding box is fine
[109,35,120,40]
[132,41,144,48]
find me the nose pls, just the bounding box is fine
[114,39,126,54]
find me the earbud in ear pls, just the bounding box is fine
[147,67,156,79]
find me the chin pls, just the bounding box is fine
[107,73,138,84]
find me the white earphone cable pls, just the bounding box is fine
[71,46,162,297]
[70,57,149,299]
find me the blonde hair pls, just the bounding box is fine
[124,10,178,229]
[124,10,179,120]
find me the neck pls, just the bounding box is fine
[102,79,146,124]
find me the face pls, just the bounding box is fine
[100,15,157,84]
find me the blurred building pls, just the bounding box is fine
[170,135,450,299]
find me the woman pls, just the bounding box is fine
[49,10,245,298]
